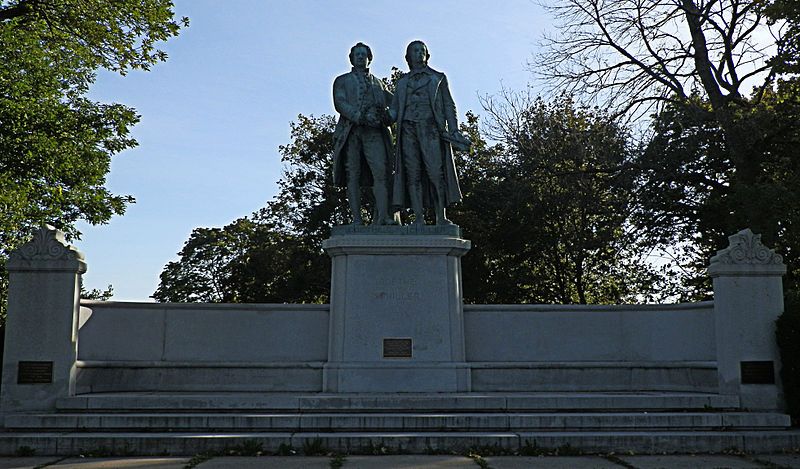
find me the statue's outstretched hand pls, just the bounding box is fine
[447,130,472,151]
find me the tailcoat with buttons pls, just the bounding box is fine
[390,66,463,209]
[332,69,394,188]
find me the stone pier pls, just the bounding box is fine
[1,226,86,414]
[321,225,471,392]
[708,229,787,410]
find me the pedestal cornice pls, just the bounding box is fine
[324,225,471,257]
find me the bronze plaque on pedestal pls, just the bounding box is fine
[740,361,775,384]
[17,361,53,384]
[383,338,412,358]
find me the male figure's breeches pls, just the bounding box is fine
[401,120,444,186]
[344,126,387,186]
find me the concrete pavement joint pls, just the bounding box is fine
[34,456,71,468]
[602,454,638,468]
[748,456,795,469]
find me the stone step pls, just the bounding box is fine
[2,430,799,456]
[56,392,741,412]
[5,411,789,432]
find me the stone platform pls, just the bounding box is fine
[1,226,794,456]
[5,454,800,468]
[1,391,797,455]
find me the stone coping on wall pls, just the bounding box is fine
[75,360,716,368]
[79,300,330,310]
[463,301,714,312]
[76,360,327,368]
[80,300,714,312]
[467,360,717,368]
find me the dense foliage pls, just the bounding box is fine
[0,0,187,319]
[777,296,800,424]
[456,97,664,304]
[536,0,796,289]
[768,0,800,74]
[637,86,800,299]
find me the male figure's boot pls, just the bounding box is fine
[372,183,397,225]
[434,184,454,226]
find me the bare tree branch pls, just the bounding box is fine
[0,0,33,22]
[535,0,781,123]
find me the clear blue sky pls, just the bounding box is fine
[76,0,550,301]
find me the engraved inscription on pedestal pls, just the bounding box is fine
[17,361,53,384]
[383,338,412,358]
[372,277,421,303]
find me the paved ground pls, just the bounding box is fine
[0,454,798,468]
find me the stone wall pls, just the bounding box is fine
[78,302,329,362]
[75,302,328,393]
[0,226,787,413]
[77,301,716,363]
[73,300,718,393]
[464,303,715,362]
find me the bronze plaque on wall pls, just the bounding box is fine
[383,338,412,358]
[17,361,53,384]
[740,361,775,384]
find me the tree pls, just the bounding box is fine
[454,95,665,304]
[537,0,800,297]
[537,0,779,120]
[636,84,800,297]
[536,0,786,234]
[767,0,800,74]
[0,1,187,318]
[154,221,251,303]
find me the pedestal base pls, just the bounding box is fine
[322,227,471,393]
[323,362,471,392]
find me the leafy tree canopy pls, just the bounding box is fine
[536,0,800,299]
[462,95,666,303]
[767,0,800,74]
[0,0,187,73]
[0,0,187,317]
[637,82,800,299]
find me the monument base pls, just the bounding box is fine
[323,362,471,393]
[322,226,471,393]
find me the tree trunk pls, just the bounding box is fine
[681,0,768,239]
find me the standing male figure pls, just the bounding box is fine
[391,40,470,225]
[332,42,397,225]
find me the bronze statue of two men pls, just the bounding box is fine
[332,41,470,226]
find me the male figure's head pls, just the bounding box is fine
[405,40,429,70]
[349,42,373,70]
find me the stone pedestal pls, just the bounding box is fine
[708,229,786,410]
[1,226,86,414]
[322,225,471,392]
